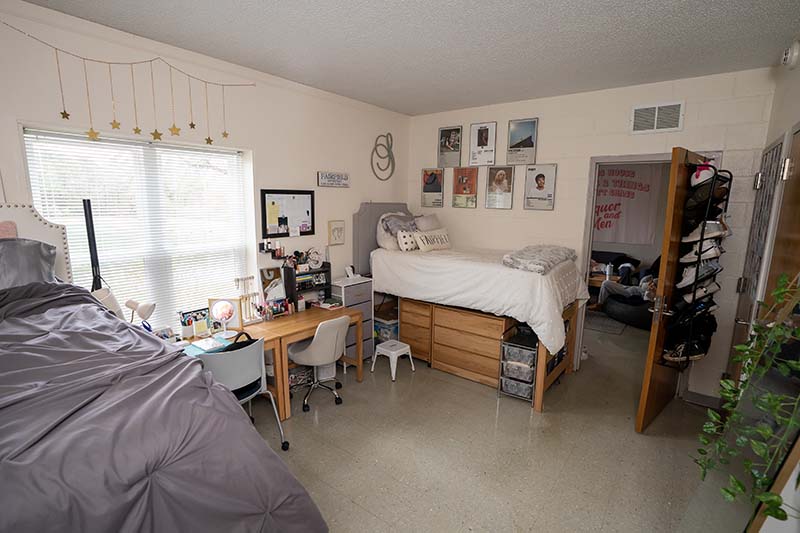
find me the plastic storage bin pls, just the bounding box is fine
[502,343,536,365]
[501,377,533,400]
[374,317,399,343]
[502,361,534,383]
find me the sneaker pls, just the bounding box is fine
[683,204,723,233]
[683,281,721,303]
[685,180,729,211]
[682,220,730,243]
[690,164,716,187]
[676,260,722,289]
[680,241,723,263]
[663,341,707,362]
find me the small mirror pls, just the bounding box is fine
[260,189,315,238]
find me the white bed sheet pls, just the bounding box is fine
[371,247,589,354]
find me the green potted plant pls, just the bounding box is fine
[694,273,800,525]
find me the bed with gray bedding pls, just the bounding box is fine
[0,282,326,533]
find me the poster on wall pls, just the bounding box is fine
[421,168,444,208]
[507,118,538,165]
[524,164,557,210]
[593,164,664,245]
[438,126,462,167]
[468,121,496,166]
[486,166,514,209]
[452,167,478,208]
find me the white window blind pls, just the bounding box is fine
[25,129,248,329]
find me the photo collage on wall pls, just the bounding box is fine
[425,117,557,211]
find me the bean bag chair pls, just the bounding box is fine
[604,294,652,330]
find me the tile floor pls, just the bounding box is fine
[253,327,747,532]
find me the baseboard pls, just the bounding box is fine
[682,390,722,409]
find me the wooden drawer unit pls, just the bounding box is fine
[431,305,513,388]
[399,298,432,362]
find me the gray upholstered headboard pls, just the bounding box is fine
[352,202,412,275]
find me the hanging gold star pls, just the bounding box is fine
[151,129,163,141]
[110,119,121,129]
[205,136,213,145]
[60,110,70,120]
[221,131,229,139]
[169,123,181,136]
[133,126,142,135]
[189,121,196,129]
[86,128,100,141]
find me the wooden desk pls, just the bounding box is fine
[244,307,364,421]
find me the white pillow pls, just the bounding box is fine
[415,214,442,232]
[414,228,451,252]
[376,212,403,250]
[396,230,419,251]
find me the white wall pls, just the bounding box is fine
[767,62,800,142]
[0,1,409,282]
[406,70,775,398]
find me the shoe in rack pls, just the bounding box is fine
[685,179,729,211]
[690,164,716,187]
[663,340,708,362]
[675,260,723,289]
[680,241,723,263]
[682,220,731,243]
[682,280,721,303]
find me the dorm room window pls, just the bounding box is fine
[24,129,247,329]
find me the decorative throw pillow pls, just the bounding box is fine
[381,214,417,236]
[414,214,441,232]
[0,221,17,238]
[376,212,403,250]
[396,230,419,251]
[414,228,451,252]
[0,238,57,290]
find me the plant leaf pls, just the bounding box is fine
[756,492,783,506]
[750,439,769,459]
[721,487,736,502]
[707,408,721,422]
[729,475,746,494]
[763,506,788,521]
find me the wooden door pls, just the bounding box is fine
[764,128,800,300]
[726,140,784,381]
[636,147,707,433]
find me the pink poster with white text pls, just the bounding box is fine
[593,165,662,245]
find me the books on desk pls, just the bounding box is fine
[311,298,343,310]
[181,335,232,357]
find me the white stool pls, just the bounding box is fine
[371,340,415,382]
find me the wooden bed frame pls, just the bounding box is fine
[353,201,577,412]
[0,203,73,282]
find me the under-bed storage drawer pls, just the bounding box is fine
[399,298,432,362]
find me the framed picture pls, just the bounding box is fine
[486,166,514,209]
[328,219,345,245]
[208,298,243,330]
[524,164,557,210]
[437,126,462,167]
[421,168,444,207]
[507,118,538,165]
[452,167,478,208]
[260,189,315,238]
[317,171,350,188]
[468,121,496,166]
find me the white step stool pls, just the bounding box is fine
[371,340,415,382]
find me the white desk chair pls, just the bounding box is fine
[198,334,289,451]
[372,340,415,381]
[288,315,350,412]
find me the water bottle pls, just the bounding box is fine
[605,263,613,280]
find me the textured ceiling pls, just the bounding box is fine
[23,0,800,115]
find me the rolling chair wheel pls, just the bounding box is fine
[281,441,290,451]
[335,397,343,405]
[335,382,342,390]
[302,404,310,412]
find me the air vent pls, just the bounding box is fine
[631,102,684,134]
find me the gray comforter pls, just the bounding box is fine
[0,282,326,533]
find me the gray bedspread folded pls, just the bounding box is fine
[0,282,326,533]
[502,244,578,274]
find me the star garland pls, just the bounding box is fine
[0,19,253,142]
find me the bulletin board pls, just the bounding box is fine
[260,189,315,238]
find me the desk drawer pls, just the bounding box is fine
[345,339,374,361]
[346,319,373,345]
[434,326,502,360]
[434,306,506,339]
[347,300,373,322]
[333,281,372,305]
[400,298,431,318]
